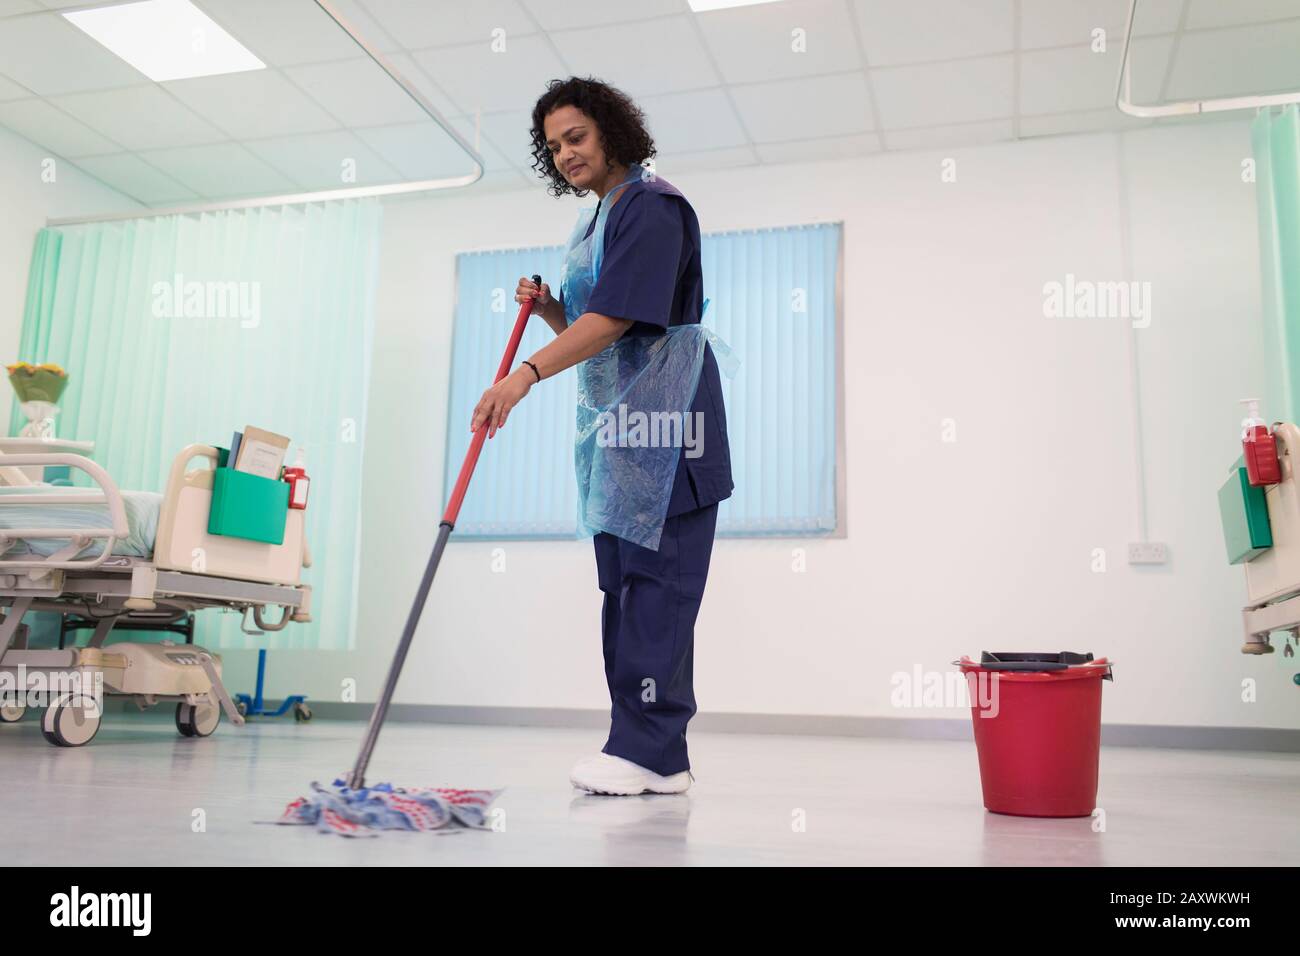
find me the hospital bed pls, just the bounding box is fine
[0,445,312,746]
[1237,422,1300,656]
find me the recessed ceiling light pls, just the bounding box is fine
[688,0,784,10]
[63,0,265,82]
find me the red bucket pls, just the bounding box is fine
[957,652,1113,818]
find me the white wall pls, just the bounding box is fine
[0,127,140,360]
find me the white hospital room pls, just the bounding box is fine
[0,0,1297,897]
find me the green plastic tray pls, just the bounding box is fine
[1218,460,1272,565]
[208,465,288,545]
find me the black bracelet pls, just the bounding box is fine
[523,360,541,382]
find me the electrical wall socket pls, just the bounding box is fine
[1128,542,1169,565]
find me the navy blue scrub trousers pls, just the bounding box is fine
[592,502,719,776]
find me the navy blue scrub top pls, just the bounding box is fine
[577,182,732,519]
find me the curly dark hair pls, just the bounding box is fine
[529,76,656,198]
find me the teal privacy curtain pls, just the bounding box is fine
[9,199,382,650]
[1253,106,1300,422]
[446,222,840,537]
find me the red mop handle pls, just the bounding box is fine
[440,273,541,527]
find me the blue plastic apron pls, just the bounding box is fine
[558,163,737,550]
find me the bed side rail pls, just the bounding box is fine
[0,453,130,572]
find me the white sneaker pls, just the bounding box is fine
[569,753,692,796]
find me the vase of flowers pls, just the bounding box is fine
[7,362,69,439]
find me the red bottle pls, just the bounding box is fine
[283,447,311,510]
[1240,399,1281,486]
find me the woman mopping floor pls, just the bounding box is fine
[471,76,735,796]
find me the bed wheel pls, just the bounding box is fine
[41,694,102,747]
[235,699,249,718]
[176,700,221,738]
[293,702,312,723]
[0,700,26,723]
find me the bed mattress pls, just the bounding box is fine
[0,485,162,558]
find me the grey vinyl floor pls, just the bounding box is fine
[2,712,1295,866]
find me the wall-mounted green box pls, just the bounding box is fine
[1218,458,1272,565]
[208,465,289,545]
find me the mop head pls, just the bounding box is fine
[273,779,503,838]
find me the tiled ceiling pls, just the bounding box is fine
[0,0,1297,209]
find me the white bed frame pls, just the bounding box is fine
[0,444,313,746]
[1240,423,1300,655]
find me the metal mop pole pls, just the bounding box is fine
[346,274,542,790]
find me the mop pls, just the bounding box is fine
[273,276,542,837]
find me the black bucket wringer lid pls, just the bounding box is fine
[975,651,1114,680]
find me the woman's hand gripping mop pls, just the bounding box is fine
[273,276,542,838]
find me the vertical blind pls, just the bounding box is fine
[447,246,578,536]
[446,221,841,538]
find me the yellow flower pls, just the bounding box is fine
[6,362,67,376]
